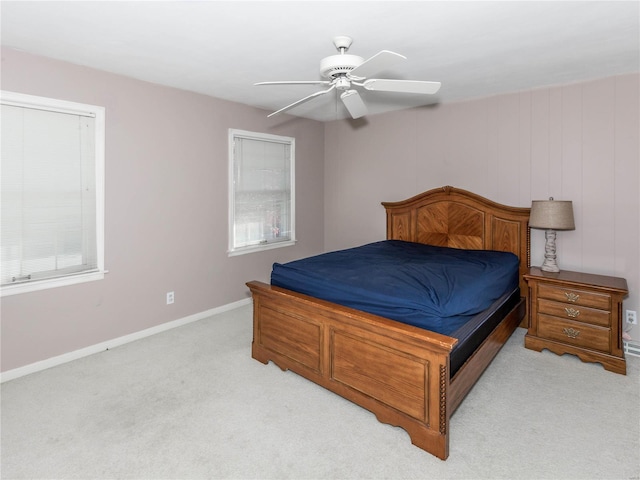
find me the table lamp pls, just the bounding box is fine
[529,197,575,273]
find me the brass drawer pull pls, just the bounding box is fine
[565,307,580,318]
[565,292,580,303]
[563,327,581,339]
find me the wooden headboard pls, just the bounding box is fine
[382,186,531,298]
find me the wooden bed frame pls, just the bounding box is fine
[247,186,531,460]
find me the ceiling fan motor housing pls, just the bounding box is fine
[320,54,364,79]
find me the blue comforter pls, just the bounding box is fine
[271,240,519,335]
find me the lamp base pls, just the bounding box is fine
[540,263,560,273]
[540,229,560,273]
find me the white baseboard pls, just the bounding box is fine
[1,298,252,383]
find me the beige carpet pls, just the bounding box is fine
[2,303,639,479]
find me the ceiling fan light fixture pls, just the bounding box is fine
[335,76,350,90]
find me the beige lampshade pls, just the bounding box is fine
[529,199,575,230]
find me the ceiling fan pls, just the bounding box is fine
[255,36,441,119]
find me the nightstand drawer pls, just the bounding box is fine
[538,314,610,353]
[538,284,611,310]
[538,298,610,327]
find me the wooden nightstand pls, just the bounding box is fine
[523,267,628,375]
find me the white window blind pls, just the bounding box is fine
[229,129,295,255]
[1,92,105,294]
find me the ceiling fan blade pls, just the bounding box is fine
[267,85,336,117]
[350,50,406,78]
[362,79,441,95]
[255,80,332,86]
[340,90,368,119]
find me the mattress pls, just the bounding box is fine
[448,286,520,376]
[271,240,520,335]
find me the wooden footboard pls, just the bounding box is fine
[248,280,456,459]
[248,280,525,460]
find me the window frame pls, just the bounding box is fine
[228,129,296,256]
[0,91,106,297]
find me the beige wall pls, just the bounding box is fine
[325,73,640,341]
[0,48,325,371]
[2,47,638,373]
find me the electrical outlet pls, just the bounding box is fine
[166,291,175,305]
[626,310,638,325]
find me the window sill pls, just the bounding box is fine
[228,239,296,257]
[1,270,106,297]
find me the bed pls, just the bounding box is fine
[246,186,530,460]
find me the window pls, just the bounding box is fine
[1,91,105,296]
[228,129,295,256]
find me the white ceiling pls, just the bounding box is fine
[2,1,639,122]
